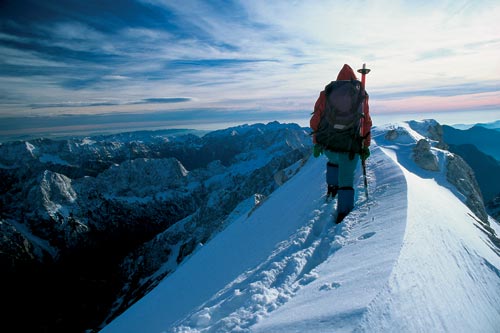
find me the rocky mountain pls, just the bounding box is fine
[475,120,500,131]
[443,124,500,160]
[0,121,311,333]
[447,144,500,202]
[441,123,500,221]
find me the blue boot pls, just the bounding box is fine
[326,162,339,198]
[336,187,354,223]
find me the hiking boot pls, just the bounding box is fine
[336,212,348,224]
[327,185,338,198]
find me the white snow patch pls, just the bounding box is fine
[490,217,500,237]
[25,141,37,156]
[81,137,96,145]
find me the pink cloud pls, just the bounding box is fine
[373,92,500,114]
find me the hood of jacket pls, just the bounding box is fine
[336,64,358,81]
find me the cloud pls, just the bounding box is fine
[0,108,308,141]
[373,81,500,100]
[0,0,499,119]
[373,91,500,114]
[133,97,192,104]
[416,48,456,61]
[28,97,192,109]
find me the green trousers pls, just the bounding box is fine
[324,150,359,188]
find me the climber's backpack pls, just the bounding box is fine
[313,79,366,157]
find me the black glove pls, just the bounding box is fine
[360,147,370,161]
[313,144,323,158]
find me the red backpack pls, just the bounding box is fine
[313,79,366,157]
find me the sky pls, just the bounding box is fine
[1,0,499,133]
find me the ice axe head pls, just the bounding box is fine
[357,63,371,75]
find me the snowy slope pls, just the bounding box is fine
[100,122,500,333]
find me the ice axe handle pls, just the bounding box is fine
[358,63,370,200]
[357,63,370,90]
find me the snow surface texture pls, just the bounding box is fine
[101,122,500,333]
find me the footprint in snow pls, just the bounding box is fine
[357,231,376,240]
[319,282,341,291]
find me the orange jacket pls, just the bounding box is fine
[310,64,372,148]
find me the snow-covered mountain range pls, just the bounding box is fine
[0,122,311,332]
[99,119,500,333]
[1,119,499,332]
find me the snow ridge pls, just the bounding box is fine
[252,146,408,333]
[355,130,500,332]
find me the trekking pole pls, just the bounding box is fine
[361,155,369,200]
[357,63,371,200]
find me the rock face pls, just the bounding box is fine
[437,122,500,221]
[413,139,439,171]
[0,121,312,333]
[446,153,489,222]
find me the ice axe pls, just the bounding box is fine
[357,63,370,200]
